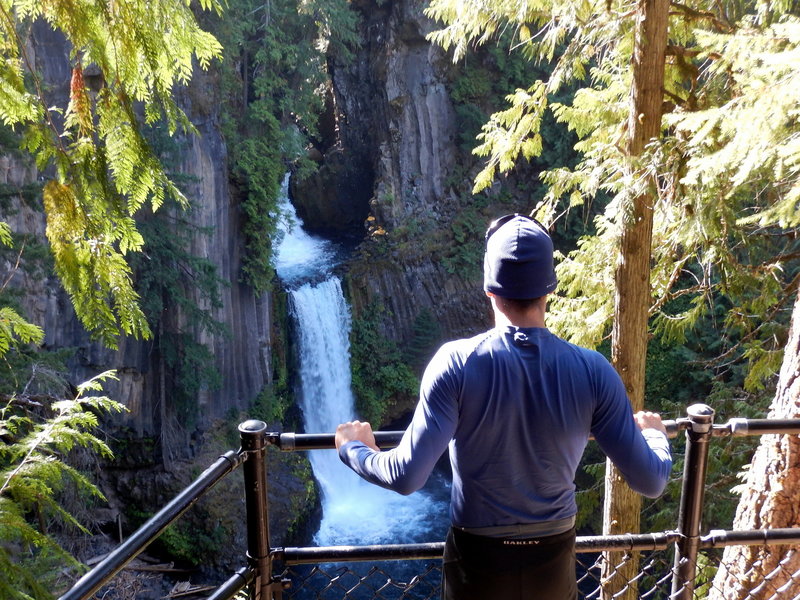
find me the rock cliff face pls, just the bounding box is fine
[324,0,491,346]
[0,21,308,564]
[5,23,273,442]
[311,2,453,226]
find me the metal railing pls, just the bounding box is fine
[58,405,800,600]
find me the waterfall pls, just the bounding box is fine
[273,175,447,547]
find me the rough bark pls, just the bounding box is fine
[707,285,800,600]
[601,0,669,597]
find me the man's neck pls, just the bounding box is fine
[493,309,546,329]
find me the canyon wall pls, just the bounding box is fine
[1,0,503,569]
[7,22,273,443]
[0,22,307,567]
[298,0,491,349]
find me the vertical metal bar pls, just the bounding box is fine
[240,420,272,600]
[671,403,714,599]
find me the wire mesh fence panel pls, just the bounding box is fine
[576,549,675,600]
[279,548,682,600]
[700,544,800,600]
[280,562,443,600]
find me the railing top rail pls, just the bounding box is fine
[278,542,446,565]
[274,431,405,451]
[271,417,800,452]
[719,418,800,437]
[275,526,800,566]
[701,527,800,548]
[277,533,680,566]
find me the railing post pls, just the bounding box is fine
[671,403,715,599]
[239,420,273,600]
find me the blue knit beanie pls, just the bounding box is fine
[483,216,558,299]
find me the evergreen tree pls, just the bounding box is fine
[424,0,800,389]
[0,366,125,600]
[599,0,670,592]
[0,1,225,592]
[425,1,800,597]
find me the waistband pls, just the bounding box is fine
[457,516,576,539]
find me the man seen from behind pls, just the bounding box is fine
[335,214,673,600]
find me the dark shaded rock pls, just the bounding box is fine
[290,147,371,234]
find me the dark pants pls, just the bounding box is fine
[442,526,577,600]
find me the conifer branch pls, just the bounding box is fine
[711,269,800,366]
[649,255,696,315]
[0,2,69,156]
[0,239,24,292]
[0,395,45,409]
[652,283,708,311]
[662,88,689,110]
[669,1,734,32]
[0,416,54,497]
[665,45,703,58]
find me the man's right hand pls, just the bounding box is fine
[634,411,667,435]
[335,420,380,452]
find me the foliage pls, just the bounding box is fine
[425,0,800,396]
[126,506,226,567]
[109,121,226,427]
[230,133,284,293]
[441,204,488,278]
[214,0,360,293]
[250,382,291,428]
[0,333,76,399]
[129,204,228,426]
[134,211,226,333]
[305,0,361,63]
[0,225,45,377]
[404,309,442,373]
[350,303,419,426]
[0,233,53,281]
[0,306,42,359]
[0,370,125,600]
[570,290,776,534]
[0,0,223,347]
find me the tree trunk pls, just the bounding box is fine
[707,285,800,600]
[601,0,669,597]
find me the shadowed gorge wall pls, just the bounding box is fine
[0,20,295,568]
[324,1,491,351]
[10,23,274,442]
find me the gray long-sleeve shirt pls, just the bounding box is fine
[339,326,672,529]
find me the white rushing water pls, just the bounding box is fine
[273,175,447,546]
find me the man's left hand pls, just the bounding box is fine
[335,420,380,452]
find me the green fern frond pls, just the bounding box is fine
[1,370,125,598]
[0,308,44,359]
